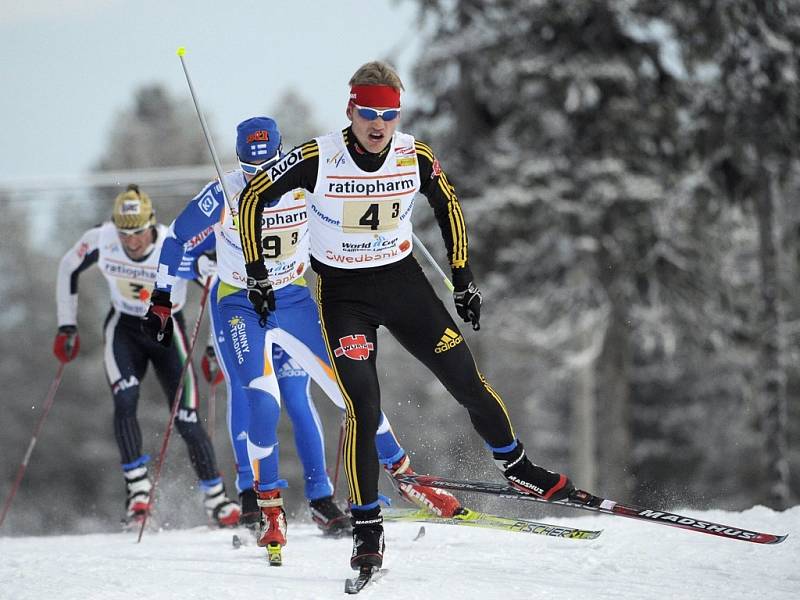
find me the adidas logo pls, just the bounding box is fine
[434,328,463,353]
[277,358,305,379]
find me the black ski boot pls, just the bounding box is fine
[493,441,574,501]
[122,465,152,527]
[350,506,385,570]
[309,495,351,537]
[239,488,260,531]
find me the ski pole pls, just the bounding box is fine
[412,232,454,292]
[176,47,236,212]
[207,381,218,446]
[137,276,213,542]
[0,362,66,529]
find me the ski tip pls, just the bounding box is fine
[232,534,242,549]
[344,567,387,594]
[758,533,788,545]
[571,529,603,540]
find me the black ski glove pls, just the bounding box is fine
[453,282,482,331]
[141,289,174,346]
[245,262,275,327]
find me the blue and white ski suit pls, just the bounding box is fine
[156,170,406,497]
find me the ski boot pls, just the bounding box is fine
[122,465,152,528]
[309,495,351,537]
[203,481,241,528]
[385,454,463,517]
[350,506,385,570]
[239,488,260,532]
[493,441,573,501]
[256,489,287,566]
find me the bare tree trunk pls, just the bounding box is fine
[571,346,597,492]
[755,162,790,509]
[594,302,633,500]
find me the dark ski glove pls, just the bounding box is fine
[141,289,174,346]
[453,282,482,331]
[245,261,275,327]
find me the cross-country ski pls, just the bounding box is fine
[396,474,788,545]
[383,507,602,539]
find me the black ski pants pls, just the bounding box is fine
[313,255,515,507]
[103,309,219,481]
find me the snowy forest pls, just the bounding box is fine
[1,0,799,538]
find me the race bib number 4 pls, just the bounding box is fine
[342,200,400,233]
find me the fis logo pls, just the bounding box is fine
[327,150,346,168]
[434,328,463,353]
[334,334,374,360]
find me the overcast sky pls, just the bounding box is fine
[0,0,420,182]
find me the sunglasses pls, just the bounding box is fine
[352,103,401,122]
[117,226,151,237]
[239,149,281,175]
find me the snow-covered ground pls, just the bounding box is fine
[0,505,796,600]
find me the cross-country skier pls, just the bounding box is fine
[236,62,576,572]
[197,324,353,535]
[144,117,462,559]
[54,185,240,528]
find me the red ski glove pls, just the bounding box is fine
[53,325,80,363]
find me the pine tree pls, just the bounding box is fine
[683,0,800,508]
[408,0,799,505]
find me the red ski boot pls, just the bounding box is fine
[256,489,287,566]
[385,455,462,517]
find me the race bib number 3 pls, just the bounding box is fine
[342,200,401,233]
[116,279,153,302]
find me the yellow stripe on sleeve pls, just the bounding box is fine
[415,141,469,268]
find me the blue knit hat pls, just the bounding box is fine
[236,117,282,163]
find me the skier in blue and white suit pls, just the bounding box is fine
[147,117,458,548]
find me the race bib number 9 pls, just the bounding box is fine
[342,200,401,233]
[262,229,301,260]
